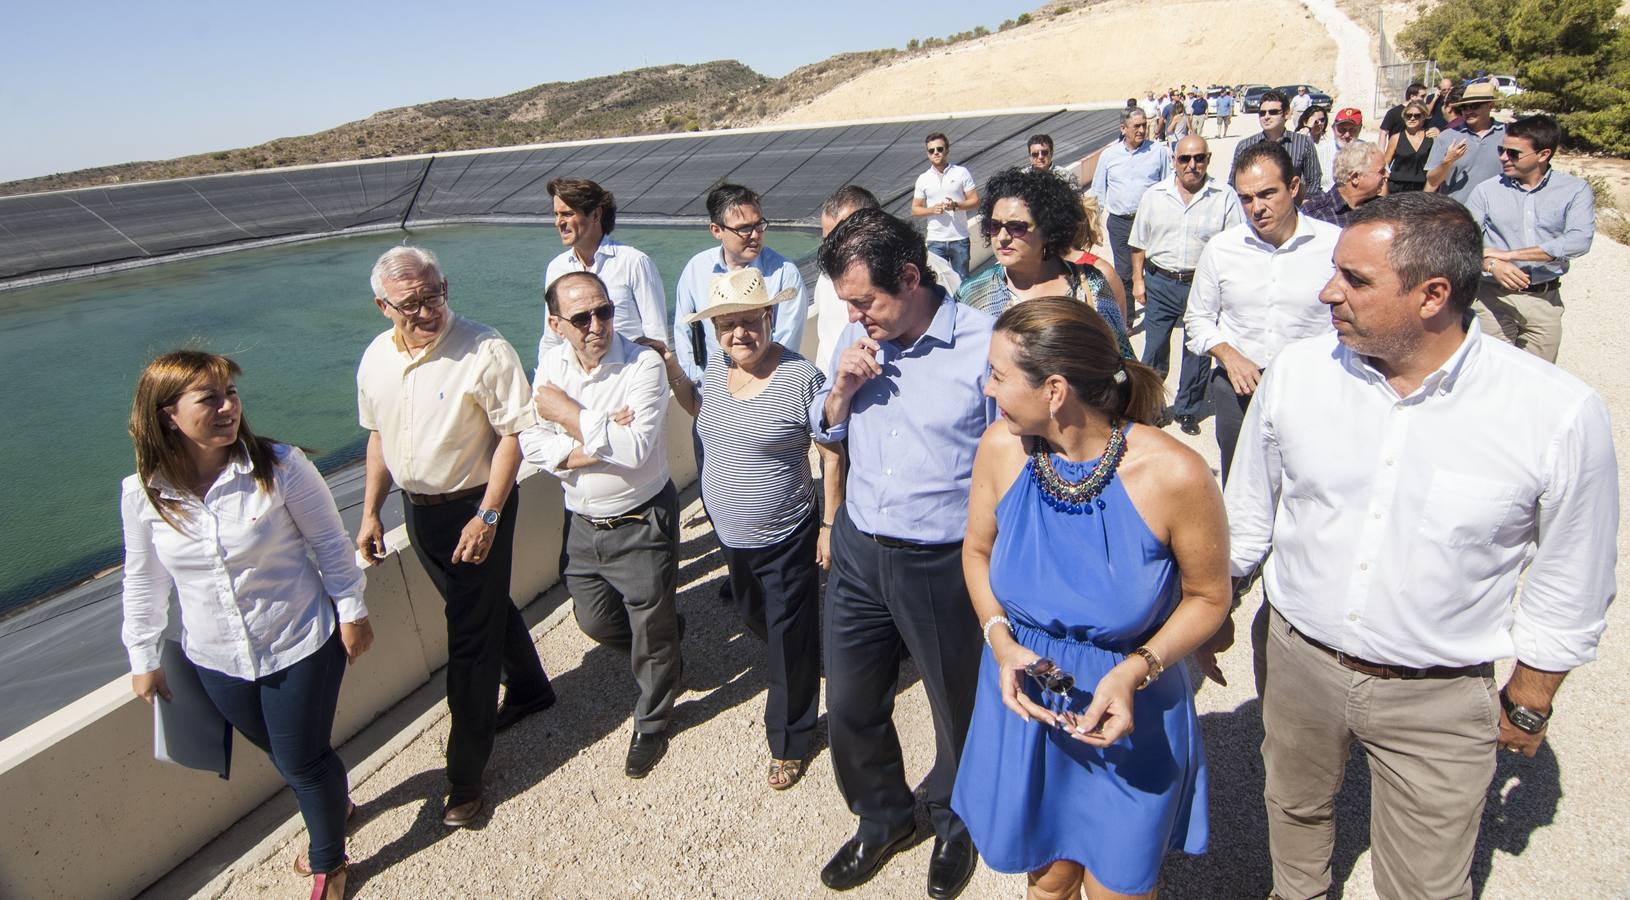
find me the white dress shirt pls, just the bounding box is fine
[813,251,961,373]
[120,444,368,679]
[1128,175,1246,272]
[1184,213,1340,367]
[536,235,669,365]
[1227,328,1619,670]
[519,333,671,517]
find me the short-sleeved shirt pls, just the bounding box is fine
[696,350,825,549]
[357,314,536,494]
[1379,104,1406,136]
[1423,122,1506,204]
[1216,95,1235,116]
[915,163,978,241]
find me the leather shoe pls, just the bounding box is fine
[494,686,556,732]
[926,835,977,898]
[625,730,669,779]
[442,789,482,828]
[819,826,915,891]
[1178,415,1201,436]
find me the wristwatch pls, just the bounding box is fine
[1499,689,1550,734]
[476,508,501,527]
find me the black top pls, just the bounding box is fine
[1380,104,1406,135]
[1388,132,1434,186]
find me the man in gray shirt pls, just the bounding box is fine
[1425,81,1506,203]
[1464,114,1596,363]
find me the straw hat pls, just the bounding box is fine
[685,267,795,325]
[1452,81,1499,107]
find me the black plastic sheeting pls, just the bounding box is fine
[0,109,1120,281]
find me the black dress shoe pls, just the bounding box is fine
[819,826,915,891]
[494,686,557,732]
[926,835,977,899]
[1178,414,1202,436]
[625,730,669,778]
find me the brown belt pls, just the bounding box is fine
[1291,624,1491,680]
[404,485,487,507]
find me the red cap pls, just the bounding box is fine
[1334,107,1363,126]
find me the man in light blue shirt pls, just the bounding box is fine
[1091,107,1173,292]
[671,183,808,383]
[1465,114,1595,363]
[809,208,995,897]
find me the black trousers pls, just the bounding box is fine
[720,511,822,760]
[1208,366,1258,484]
[825,508,980,844]
[405,489,551,790]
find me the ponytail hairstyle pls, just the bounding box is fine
[129,350,280,531]
[994,296,1166,425]
[1076,193,1107,251]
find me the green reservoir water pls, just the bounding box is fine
[0,223,820,614]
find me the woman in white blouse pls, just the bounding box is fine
[120,351,372,900]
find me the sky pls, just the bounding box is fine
[2,0,1042,183]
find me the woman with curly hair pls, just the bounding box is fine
[957,167,1136,358]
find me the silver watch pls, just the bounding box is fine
[476,508,500,527]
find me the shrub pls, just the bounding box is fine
[907,38,919,51]
[1016,12,1032,24]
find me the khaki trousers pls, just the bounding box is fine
[1473,280,1563,363]
[1260,607,1498,900]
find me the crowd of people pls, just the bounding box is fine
[119,85,1614,900]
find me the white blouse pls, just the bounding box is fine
[120,443,367,680]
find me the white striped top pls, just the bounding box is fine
[697,349,825,549]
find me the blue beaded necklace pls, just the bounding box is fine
[1030,424,1127,515]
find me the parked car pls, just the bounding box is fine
[1472,74,1524,96]
[1275,84,1334,110]
[1239,84,1274,113]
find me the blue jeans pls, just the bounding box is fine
[196,630,349,873]
[927,239,970,280]
[1139,269,1212,417]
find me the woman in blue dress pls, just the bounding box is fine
[952,297,1231,898]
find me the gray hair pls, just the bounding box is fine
[370,246,442,298]
[1333,140,1381,184]
[1121,107,1146,125]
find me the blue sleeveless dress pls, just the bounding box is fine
[951,434,1208,894]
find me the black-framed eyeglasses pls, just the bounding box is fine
[981,218,1035,239]
[1496,147,1534,160]
[1175,153,1211,164]
[717,219,769,239]
[561,303,614,330]
[1025,657,1076,696]
[1258,107,1285,117]
[379,290,447,317]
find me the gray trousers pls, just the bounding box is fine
[563,481,682,734]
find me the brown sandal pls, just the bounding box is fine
[293,801,358,876]
[768,758,804,791]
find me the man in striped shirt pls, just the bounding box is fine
[1232,90,1322,203]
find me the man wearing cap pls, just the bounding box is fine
[1301,139,1388,228]
[1464,114,1596,363]
[811,208,996,897]
[1092,107,1173,294]
[355,246,555,827]
[1425,81,1506,204]
[535,177,669,368]
[673,183,808,384]
[520,270,683,779]
[912,132,981,279]
[1332,107,1364,150]
[1232,90,1322,204]
[1129,134,1244,436]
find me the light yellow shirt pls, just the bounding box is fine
[356,313,536,494]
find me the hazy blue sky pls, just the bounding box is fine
[3,0,1041,183]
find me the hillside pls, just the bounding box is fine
[0,51,895,197]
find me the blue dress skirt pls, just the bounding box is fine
[951,444,1208,895]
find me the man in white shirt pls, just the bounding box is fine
[520,271,682,780]
[1214,193,1618,900]
[911,131,980,279]
[1091,108,1172,292]
[1289,85,1313,121]
[536,177,669,368]
[1128,134,1244,435]
[1184,141,1339,480]
[354,246,554,828]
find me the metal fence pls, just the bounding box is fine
[1375,61,1440,117]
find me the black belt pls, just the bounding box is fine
[404,484,486,507]
[1290,623,1492,680]
[1517,279,1561,294]
[1108,212,1135,221]
[1144,262,1195,284]
[576,491,662,531]
[855,528,962,552]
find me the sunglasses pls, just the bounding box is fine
[716,219,768,239]
[926,146,948,155]
[1029,149,1052,158]
[1258,107,1285,116]
[1496,147,1534,159]
[1025,657,1076,696]
[561,303,614,330]
[981,218,1034,239]
[1175,153,1211,164]
[1404,113,1424,120]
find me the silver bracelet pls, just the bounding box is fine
[982,616,1011,646]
